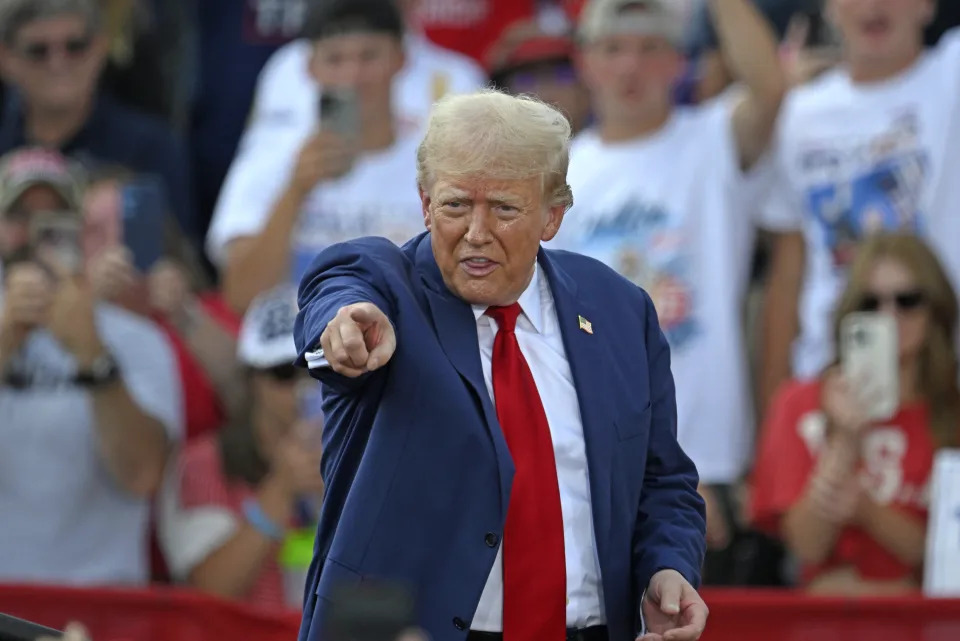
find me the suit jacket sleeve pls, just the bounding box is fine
[633,288,707,593]
[294,237,400,393]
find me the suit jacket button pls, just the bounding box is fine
[453,617,466,631]
[484,532,500,548]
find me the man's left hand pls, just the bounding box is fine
[638,569,708,641]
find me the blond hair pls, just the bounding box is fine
[832,233,959,448]
[416,90,574,210]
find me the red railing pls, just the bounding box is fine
[1,585,959,641]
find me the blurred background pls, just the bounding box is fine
[1,0,959,639]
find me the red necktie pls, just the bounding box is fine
[486,303,566,640]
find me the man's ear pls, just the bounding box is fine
[419,185,432,230]
[540,205,567,242]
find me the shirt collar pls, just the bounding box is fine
[471,264,544,335]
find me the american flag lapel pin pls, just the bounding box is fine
[578,315,593,335]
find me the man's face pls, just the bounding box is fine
[0,184,68,258]
[309,32,404,119]
[422,173,565,307]
[579,32,682,122]
[0,14,107,113]
[829,0,934,65]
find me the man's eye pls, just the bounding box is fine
[445,201,464,208]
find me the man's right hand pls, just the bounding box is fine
[320,302,396,377]
[1,262,52,362]
[289,130,357,195]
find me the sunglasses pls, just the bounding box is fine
[17,35,93,63]
[857,290,926,312]
[258,364,300,382]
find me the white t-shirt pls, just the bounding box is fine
[234,33,486,156]
[551,95,768,484]
[763,28,960,379]
[0,304,182,584]
[207,122,425,282]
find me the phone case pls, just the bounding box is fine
[840,312,899,421]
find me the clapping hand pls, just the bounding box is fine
[320,302,396,377]
[638,569,709,641]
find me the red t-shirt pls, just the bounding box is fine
[153,294,241,442]
[178,435,287,609]
[750,379,935,583]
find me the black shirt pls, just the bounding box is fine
[0,92,198,244]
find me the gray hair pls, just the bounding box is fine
[416,89,574,211]
[0,0,101,45]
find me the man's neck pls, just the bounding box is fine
[25,98,94,147]
[848,46,924,85]
[359,114,397,153]
[597,104,672,144]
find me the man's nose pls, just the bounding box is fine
[464,207,494,245]
[333,59,364,86]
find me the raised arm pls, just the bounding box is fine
[633,289,707,592]
[294,238,401,392]
[707,0,787,170]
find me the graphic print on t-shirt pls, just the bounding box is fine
[290,201,424,284]
[577,198,699,349]
[795,409,930,511]
[800,112,928,268]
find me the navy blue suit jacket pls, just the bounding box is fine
[293,233,706,641]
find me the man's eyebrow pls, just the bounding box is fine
[435,188,471,200]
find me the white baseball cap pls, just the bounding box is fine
[577,0,686,47]
[237,284,300,370]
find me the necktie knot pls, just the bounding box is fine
[486,302,522,334]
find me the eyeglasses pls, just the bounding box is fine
[17,35,93,64]
[857,290,926,312]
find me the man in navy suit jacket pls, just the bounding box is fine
[293,90,707,641]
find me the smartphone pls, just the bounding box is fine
[840,312,899,421]
[0,613,62,641]
[324,581,417,641]
[120,176,167,273]
[28,211,84,276]
[318,88,360,139]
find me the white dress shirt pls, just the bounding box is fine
[470,266,606,632]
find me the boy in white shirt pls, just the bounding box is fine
[760,0,960,406]
[208,0,429,314]
[552,0,785,550]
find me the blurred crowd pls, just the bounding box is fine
[1,0,959,616]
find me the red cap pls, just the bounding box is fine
[486,22,576,76]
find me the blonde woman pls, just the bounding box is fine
[752,232,960,595]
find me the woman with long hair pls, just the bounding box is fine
[158,286,324,609]
[751,232,959,594]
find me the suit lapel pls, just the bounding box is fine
[539,250,615,566]
[414,236,513,510]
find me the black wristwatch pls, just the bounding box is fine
[74,353,121,388]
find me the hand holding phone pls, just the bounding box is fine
[28,211,84,277]
[840,312,899,422]
[291,130,357,192]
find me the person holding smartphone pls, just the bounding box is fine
[0,147,182,585]
[208,0,427,315]
[751,232,960,594]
